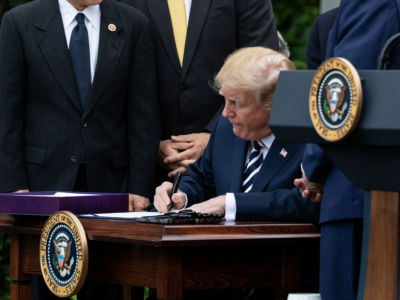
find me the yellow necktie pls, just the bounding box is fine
[167,0,187,66]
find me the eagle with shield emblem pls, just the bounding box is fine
[324,78,348,122]
[53,232,72,273]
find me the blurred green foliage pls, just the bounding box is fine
[8,0,30,8]
[273,0,319,69]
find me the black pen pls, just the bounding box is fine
[168,170,182,212]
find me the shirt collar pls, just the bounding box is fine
[260,133,275,149]
[58,0,101,29]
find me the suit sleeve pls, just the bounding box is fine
[306,15,322,70]
[302,143,333,184]
[128,18,160,197]
[0,12,29,192]
[179,118,220,204]
[206,0,279,131]
[235,188,320,225]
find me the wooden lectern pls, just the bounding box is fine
[270,70,400,300]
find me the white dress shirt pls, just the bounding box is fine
[58,0,101,83]
[225,134,276,221]
[184,0,192,24]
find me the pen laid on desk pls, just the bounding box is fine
[168,170,182,212]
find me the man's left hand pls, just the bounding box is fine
[164,133,210,177]
[129,194,150,211]
[188,195,226,215]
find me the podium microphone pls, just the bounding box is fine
[377,32,400,70]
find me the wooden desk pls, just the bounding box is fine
[0,215,319,300]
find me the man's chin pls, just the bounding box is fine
[232,126,247,140]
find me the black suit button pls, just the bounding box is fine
[81,121,88,128]
[70,155,79,163]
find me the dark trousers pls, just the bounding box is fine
[74,163,88,192]
[319,219,363,300]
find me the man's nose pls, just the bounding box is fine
[222,102,233,117]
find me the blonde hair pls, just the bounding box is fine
[214,47,295,109]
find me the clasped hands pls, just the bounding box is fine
[158,132,210,177]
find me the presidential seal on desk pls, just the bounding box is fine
[39,211,88,297]
[309,57,362,142]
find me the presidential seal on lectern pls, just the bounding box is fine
[309,57,363,142]
[39,211,88,297]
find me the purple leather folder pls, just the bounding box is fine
[0,191,128,215]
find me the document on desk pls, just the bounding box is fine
[14,192,99,197]
[79,211,163,219]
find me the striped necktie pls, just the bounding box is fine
[242,141,264,193]
[167,0,187,66]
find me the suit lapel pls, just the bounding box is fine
[147,0,181,74]
[230,137,248,193]
[84,0,124,118]
[35,0,82,113]
[181,0,212,80]
[251,140,297,192]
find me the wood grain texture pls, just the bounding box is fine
[280,248,300,298]
[10,283,32,300]
[10,234,33,281]
[181,245,282,289]
[156,248,182,300]
[0,216,319,246]
[0,215,320,300]
[364,191,399,300]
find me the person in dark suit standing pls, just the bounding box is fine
[0,0,159,211]
[119,0,279,180]
[306,8,337,69]
[296,144,364,300]
[154,47,319,226]
[295,2,400,300]
[299,8,363,300]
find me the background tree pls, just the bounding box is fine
[0,0,30,22]
[273,0,319,69]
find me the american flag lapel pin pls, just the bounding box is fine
[280,148,288,158]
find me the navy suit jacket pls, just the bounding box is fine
[302,144,364,224]
[305,7,366,224]
[179,117,320,223]
[326,0,400,69]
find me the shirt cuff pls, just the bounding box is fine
[181,192,188,209]
[225,193,237,221]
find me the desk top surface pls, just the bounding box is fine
[0,214,319,247]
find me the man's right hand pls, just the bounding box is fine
[294,172,323,203]
[154,181,186,212]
